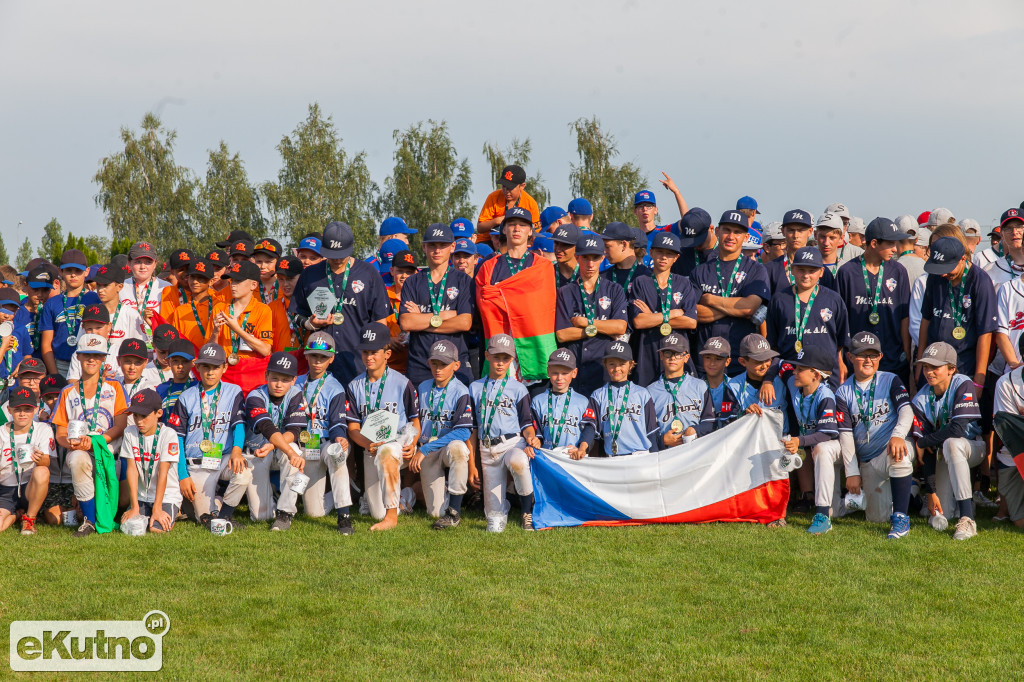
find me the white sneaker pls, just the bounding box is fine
[485,512,507,533]
[973,491,998,509]
[952,516,978,541]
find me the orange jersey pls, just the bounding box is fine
[475,189,540,243]
[211,297,273,358]
[385,285,408,373]
[51,380,128,430]
[269,296,304,352]
[159,284,191,321]
[169,295,218,351]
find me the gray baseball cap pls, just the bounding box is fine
[659,333,690,353]
[487,334,516,358]
[304,331,336,355]
[603,340,633,362]
[739,334,777,362]
[847,217,866,235]
[196,342,227,365]
[699,336,731,358]
[763,221,785,243]
[849,331,882,355]
[916,342,958,367]
[547,348,576,370]
[428,339,459,365]
[824,202,850,220]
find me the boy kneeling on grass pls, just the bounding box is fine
[0,387,55,535]
[119,388,181,533]
[591,341,660,457]
[526,348,597,460]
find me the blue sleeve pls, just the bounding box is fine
[644,396,661,452]
[291,272,312,317]
[39,300,55,332]
[177,436,189,480]
[555,286,575,331]
[402,380,418,422]
[420,427,471,455]
[327,391,349,439]
[517,392,533,433]
[232,422,245,450]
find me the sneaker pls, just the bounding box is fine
[432,508,461,530]
[766,518,788,528]
[973,491,998,509]
[993,514,1010,522]
[793,496,813,514]
[485,512,507,533]
[807,513,832,535]
[20,516,37,535]
[521,512,534,531]
[887,512,910,539]
[358,496,370,516]
[270,510,293,532]
[337,512,354,536]
[73,519,96,538]
[952,516,978,541]
[199,513,214,529]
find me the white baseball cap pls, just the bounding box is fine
[915,227,932,247]
[895,215,918,237]
[763,221,785,242]
[76,334,109,356]
[847,217,866,235]
[824,202,850,220]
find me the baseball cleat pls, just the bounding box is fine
[271,510,293,531]
[887,512,910,539]
[521,512,534,531]
[807,513,831,535]
[336,512,354,536]
[766,518,787,528]
[73,520,96,538]
[432,508,461,530]
[973,491,998,509]
[20,516,37,535]
[952,516,977,541]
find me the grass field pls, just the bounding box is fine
[2,506,1021,680]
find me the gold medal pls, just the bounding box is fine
[333,312,344,325]
[794,340,803,353]
[612,441,618,455]
[428,436,438,443]
[585,324,598,338]
[227,353,239,366]
[429,314,442,328]
[200,439,213,453]
[299,430,311,444]
[868,312,880,325]
[952,326,966,340]
[659,323,672,336]
[670,419,683,433]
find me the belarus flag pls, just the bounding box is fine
[531,410,790,528]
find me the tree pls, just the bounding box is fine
[196,141,266,252]
[567,117,646,227]
[83,235,110,258]
[56,234,102,265]
[93,113,199,255]
[109,237,133,259]
[15,238,34,271]
[0,235,8,267]
[482,138,550,208]
[38,218,64,261]
[378,120,475,253]
[261,103,378,256]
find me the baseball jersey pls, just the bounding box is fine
[211,297,273,359]
[159,284,191,321]
[835,371,911,463]
[785,377,839,445]
[909,273,927,352]
[119,276,168,317]
[766,285,849,384]
[400,267,475,387]
[555,278,629,396]
[920,266,998,376]
[269,296,304,353]
[468,374,533,440]
[822,243,864,277]
[295,373,348,441]
[993,367,1024,467]
[995,276,1024,373]
[168,381,245,461]
[601,260,653,298]
[646,374,715,437]
[897,253,926,288]
[40,290,92,363]
[530,388,598,449]
[910,374,982,446]
[243,385,306,451]
[590,381,660,455]
[630,273,699,387]
[417,377,473,454]
[836,258,910,374]
[486,252,540,284]
[974,247,1000,269]
[477,189,540,241]
[670,245,717,278]
[14,302,44,358]
[765,254,837,294]
[121,373,161,401]
[291,259,392,386]
[726,372,789,432]
[156,379,197,424]
[0,325,33,382]
[690,254,771,360]
[0,422,55,487]
[982,254,1024,290]
[707,380,742,430]
[345,368,418,433]
[119,424,181,506]
[170,296,217,351]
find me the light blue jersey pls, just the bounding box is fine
[726,371,790,433]
[530,389,598,449]
[417,377,473,455]
[469,374,533,440]
[590,381,660,456]
[646,375,715,437]
[296,373,348,440]
[835,371,910,462]
[345,368,418,431]
[169,381,245,461]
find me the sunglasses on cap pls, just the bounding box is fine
[305,339,334,352]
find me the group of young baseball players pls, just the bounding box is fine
[2,164,1023,543]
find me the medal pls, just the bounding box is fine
[428,436,438,443]
[333,312,344,325]
[868,312,880,325]
[794,340,803,353]
[299,430,311,444]
[670,419,683,433]
[66,335,78,347]
[227,353,239,365]
[659,323,672,336]
[952,326,966,340]
[429,314,442,328]
[585,324,598,338]
[612,441,618,455]
[200,439,213,453]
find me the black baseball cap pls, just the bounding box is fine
[40,374,68,398]
[169,249,195,270]
[92,264,122,287]
[118,337,149,360]
[575,234,605,257]
[357,322,392,351]
[321,221,355,259]
[206,249,229,267]
[168,338,195,360]
[26,267,55,289]
[603,340,634,362]
[676,208,713,248]
[499,164,526,189]
[276,255,302,277]
[253,238,283,258]
[128,242,158,260]
[865,217,912,243]
[127,388,162,415]
[390,250,417,271]
[0,287,19,307]
[188,259,213,279]
[782,209,813,228]
[718,211,748,230]
[17,357,45,376]
[267,351,299,377]
[229,239,254,258]
[216,229,255,248]
[226,261,261,282]
[791,246,824,269]
[790,345,833,374]
[8,387,39,409]
[502,206,533,226]
[81,304,110,324]
[601,222,634,242]
[650,232,681,254]
[152,324,180,351]
[422,223,454,244]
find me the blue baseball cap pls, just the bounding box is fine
[531,236,555,253]
[650,232,681,254]
[567,198,593,215]
[453,238,476,255]
[378,238,408,268]
[782,209,813,228]
[551,223,581,246]
[449,217,475,239]
[575,234,606,257]
[634,190,656,206]
[379,216,416,236]
[923,237,965,276]
[475,243,494,258]
[298,235,321,254]
[736,196,760,214]
[601,222,634,242]
[676,208,713,248]
[791,246,824,269]
[540,206,568,231]
[422,223,454,243]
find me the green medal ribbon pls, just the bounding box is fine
[259,279,279,305]
[658,274,675,327]
[134,432,160,495]
[429,267,452,316]
[578,281,598,325]
[228,302,253,356]
[61,293,82,340]
[947,264,970,331]
[8,422,35,493]
[427,382,450,438]
[859,257,885,322]
[793,284,819,349]
[661,376,684,420]
[620,261,638,293]
[190,297,212,340]
[200,385,221,444]
[606,382,632,444]
[504,254,529,277]
[480,374,510,438]
[927,385,955,430]
[363,368,389,418]
[78,380,103,432]
[798,391,816,435]
[303,375,327,428]
[853,375,877,428]
[325,260,353,319]
[715,258,742,297]
[545,390,573,446]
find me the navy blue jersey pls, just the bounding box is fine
[765,254,837,294]
[14,303,44,358]
[488,253,538,284]
[670,245,717,278]
[601,261,653,297]
[920,266,998,376]
[836,258,910,374]
[169,381,245,460]
[646,375,715,437]
[691,255,771,361]
[295,373,348,440]
[590,381,660,455]
[630,274,699,386]
[766,285,849,385]
[785,377,840,445]
[243,385,306,450]
[345,369,418,433]
[155,379,197,425]
[399,268,475,387]
[291,259,392,386]
[0,325,33,381]
[469,374,533,439]
[555,279,628,396]
[911,374,982,444]
[835,371,910,462]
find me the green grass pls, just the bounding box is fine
[1,508,1021,681]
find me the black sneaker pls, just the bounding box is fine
[793,496,813,514]
[522,512,534,531]
[73,519,96,538]
[199,513,214,529]
[337,512,354,536]
[271,510,293,531]
[432,508,461,530]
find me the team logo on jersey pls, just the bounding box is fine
[1010,312,1024,331]
[167,414,181,426]
[168,442,178,456]
[820,308,832,322]
[963,296,972,309]
[885,278,897,291]
[734,271,747,285]
[672,291,683,304]
[598,296,611,310]
[351,280,364,294]
[446,287,459,300]
[583,407,595,420]
[721,401,733,412]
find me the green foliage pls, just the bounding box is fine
[196,140,266,253]
[93,113,199,255]
[83,234,110,258]
[378,120,475,254]
[15,238,34,271]
[0,233,8,266]
[482,137,550,208]
[568,116,646,227]
[261,103,378,256]
[38,218,64,261]
[56,233,103,265]
[109,237,134,259]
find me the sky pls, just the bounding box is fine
[1,0,1022,255]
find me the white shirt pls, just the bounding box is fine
[119,277,169,316]
[993,367,1024,468]
[0,422,56,487]
[67,303,147,382]
[974,247,999,268]
[119,424,181,506]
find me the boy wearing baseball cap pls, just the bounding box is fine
[118,338,160,399]
[158,249,195,320]
[411,339,474,530]
[525,348,597,462]
[296,332,353,535]
[450,239,478,279]
[671,208,718,279]
[66,304,116,382]
[0,387,55,534]
[727,334,788,429]
[384,249,417,375]
[156,339,197,423]
[169,258,217,351]
[91,264,146,368]
[120,388,181,533]
[911,342,984,540]
[469,333,537,531]
[294,234,323,268]
[252,239,283,304]
[646,333,714,447]
[120,242,169,346]
[834,332,915,538]
[211,261,273,395]
[476,164,541,242]
[815,212,862,278]
[40,249,90,376]
[168,342,248,528]
[51,334,130,537]
[601,221,652,297]
[345,322,420,532]
[269,256,306,365]
[698,337,742,430]
[591,341,660,457]
[15,268,52,360]
[0,287,34,391]
[550,223,581,289]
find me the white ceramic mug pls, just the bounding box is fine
[61,510,79,527]
[210,518,233,535]
[121,515,148,536]
[290,472,310,494]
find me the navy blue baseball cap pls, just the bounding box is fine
[452,238,476,255]
[718,210,748,229]
[650,232,681,254]
[357,322,392,351]
[865,217,912,243]
[782,209,813,228]
[551,223,581,246]
[540,206,568,231]
[422,223,454,244]
[568,198,594,215]
[676,208,713,248]
[633,190,656,206]
[736,196,760,214]
[297,235,321,254]
[575,234,606,257]
[790,345,833,374]
[601,221,634,242]
[321,221,355,259]
[267,351,299,377]
[603,339,634,362]
[449,217,475,239]
[380,216,416,236]
[1000,208,1024,227]
[791,246,824,269]
[502,206,533,225]
[924,237,965,276]
[531,236,554,253]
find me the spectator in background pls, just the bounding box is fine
[983,209,1024,289]
[765,210,836,294]
[735,195,760,228]
[973,225,1000,268]
[374,238,409,288]
[367,218,416,275]
[476,165,540,242]
[672,208,718,278]
[384,249,416,375]
[761,221,786,264]
[847,217,867,248]
[896,215,929,286]
[960,219,983,255]
[449,217,476,242]
[531,235,556,264]
[294,234,324,268]
[540,206,570,234]
[567,198,594,230]
[451,239,478,278]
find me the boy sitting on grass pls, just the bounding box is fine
[119,388,181,533]
[0,387,54,535]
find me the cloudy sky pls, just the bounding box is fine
[1,0,1021,253]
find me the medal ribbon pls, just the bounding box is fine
[658,274,675,327]
[546,390,573,446]
[504,254,529,277]
[259,279,279,305]
[715,258,742,297]
[606,382,632,444]
[303,375,327,427]
[798,390,816,435]
[228,302,253,357]
[578,281,597,325]
[61,294,81,340]
[429,267,452,316]
[77,379,103,432]
[927,384,955,430]
[427,382,450,438]
[363,368,389,417]
[859,257,884,321]
[190,297,214,340]
[325,260,353,319]
[135,279,155,330]
[200,384,221,444]
[662,377,684,420]
[135,432,160,495]
[947,264,970,332]
[8,422,35,493]
[853,375,877,428]
[793,285,819,348]
[480,374,510,438]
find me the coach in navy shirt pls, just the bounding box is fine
[291,221,392,386]
[764,209,836,294]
